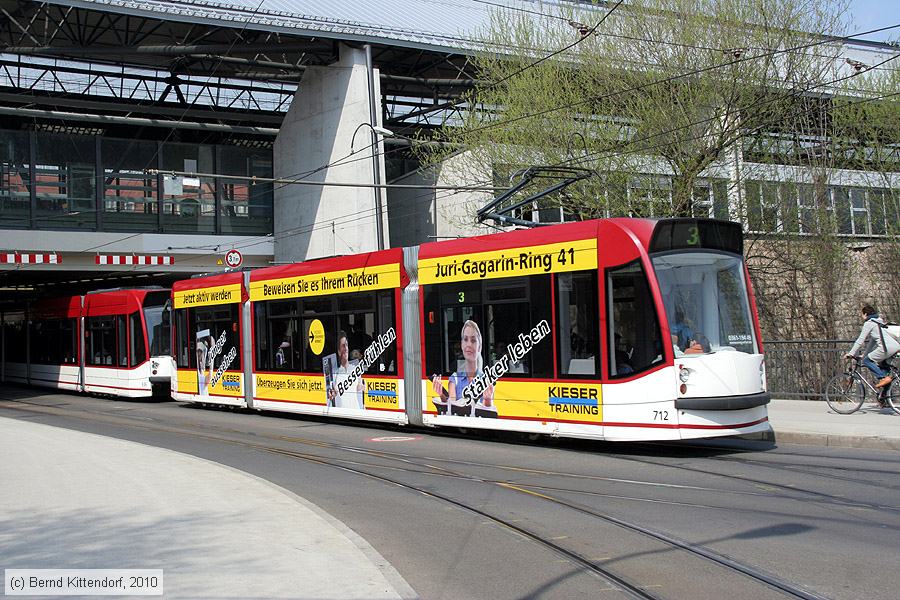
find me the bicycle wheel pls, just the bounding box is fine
[885,378,900,416]
[824,373,866,414]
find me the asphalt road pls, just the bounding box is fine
[2,387,899,600]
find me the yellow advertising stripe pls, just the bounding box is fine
[419,238,598,285]
[174,283,242,309]
[250,263,401,301]
[421,379,603,423]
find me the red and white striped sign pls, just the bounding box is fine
[96,255,174,266]
[0,253,60,264]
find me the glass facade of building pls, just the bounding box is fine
[0,129,273,235]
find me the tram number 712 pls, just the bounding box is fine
[653,410,670,421]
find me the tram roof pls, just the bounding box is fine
[83,288,160,315]
[417,218,659,260]
[31,295,83,319]
[250,247,406,283]
[172,271,245,293]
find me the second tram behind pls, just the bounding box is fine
[170,217,769,441]
[1,288,174,398]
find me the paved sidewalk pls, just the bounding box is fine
[0,417,416,600]
[766,398,900,451]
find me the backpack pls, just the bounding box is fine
[876,321,900,356]
[883,323,900,345]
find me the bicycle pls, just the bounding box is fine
[824,356,900,415]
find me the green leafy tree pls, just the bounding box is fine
[424,0,852,219]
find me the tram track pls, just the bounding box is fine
[606,452,900,513]
[1,396,837,600]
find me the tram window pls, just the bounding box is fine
[556,272,600,378]
[30,319,67,365]
[191,305,241,372]
[257,299,299,372]
[337,293,374,314]
[302,314,336,373]
[117,315,127,366]
[143,294,171,358]
[377,290,396,374]
[424,275,552,379]
[284,292,397,375]
[4,312,26,363]
[129,313,146,367]
[606,261,663,377]
[86,316,116,366]
[175,309,190,368]
[61,318,77,363]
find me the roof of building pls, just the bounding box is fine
[48,0,898,59]
[49,0,563,53]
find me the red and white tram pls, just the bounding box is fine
[1,288,173,398]
[170,218,769,441]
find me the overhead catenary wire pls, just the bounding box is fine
[3,12,897,284]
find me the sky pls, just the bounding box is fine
[847,0,900,43]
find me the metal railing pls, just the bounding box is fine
[765,340,852,400]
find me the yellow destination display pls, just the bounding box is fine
[422,379,603,424]
[174,283,242,309]
[419,238,598,284]
[250,263,400,301]
[178,369,244,397]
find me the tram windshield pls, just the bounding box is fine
[143,292,172,358]
[651,253,757,355]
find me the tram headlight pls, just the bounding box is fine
[678,365,691,384]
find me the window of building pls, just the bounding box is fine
[218,146,273,235]
[0,131,31,229]
[33,132,96,230]
[161,143,215,234]
[869,189,888,235]
[831,186,852,234]
[850,188,869,235]
[101,138,159,232]
[798,184,818,233]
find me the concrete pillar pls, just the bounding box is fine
[274,44,389,262]
[389,149,497,246]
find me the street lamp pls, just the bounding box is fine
[350,122,394,250]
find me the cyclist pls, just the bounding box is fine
[845,304,900,389]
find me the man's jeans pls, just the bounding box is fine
[863,355,888,379]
